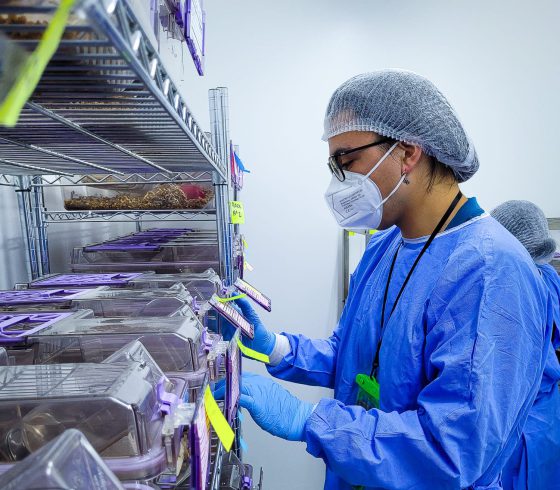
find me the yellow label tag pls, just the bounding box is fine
[204,386,234,452]
[369,229,378,235]
[0,0,76,127]
[237,338,270,364]
[242,238,248,249]
[229,201,245,224]
[216,293,247,303]
[348,231,356,237]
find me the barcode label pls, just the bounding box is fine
[234,278,272,312]
[227,340,240,424]
[209,295,254,339]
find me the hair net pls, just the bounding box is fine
[491,200,557,264]
[323,70,479,183]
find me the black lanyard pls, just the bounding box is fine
[369,191,463,378]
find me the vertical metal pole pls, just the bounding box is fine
[208,87,230,166]
[209,87,233,284]
[213,174,228,281]
[232,144,240,233]
[232,145,241,281]
[15,176,39,280]
[31,177,49,275]
[210,88,242,476]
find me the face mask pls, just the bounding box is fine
[324,142,404,231]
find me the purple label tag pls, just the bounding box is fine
[193,402,210,490]
[208,296,254,340]
[234,278,271,312]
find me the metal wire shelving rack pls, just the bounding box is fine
[0,1,244,488]
[0,0,236,285]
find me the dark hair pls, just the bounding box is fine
[379,138,456,193]
[426,156,455,192]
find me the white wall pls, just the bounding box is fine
[0,0,559,488]
[0,187,29,289]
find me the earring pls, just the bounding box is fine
[403,173,410,185]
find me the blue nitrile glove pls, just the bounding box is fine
[239,372,314,441]
[221,297,276,355]
[213,379,225,400]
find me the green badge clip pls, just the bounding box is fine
[352,374,380,490]
[355,373,380,410]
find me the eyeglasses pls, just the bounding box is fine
[327,138,391,182]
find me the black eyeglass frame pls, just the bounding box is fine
[327,138,391,182]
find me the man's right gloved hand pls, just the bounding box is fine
[221,296,276,355]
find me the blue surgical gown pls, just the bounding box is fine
[501,263,560,490]
[269,216,553,490]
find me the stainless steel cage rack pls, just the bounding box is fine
[0,1,236,285]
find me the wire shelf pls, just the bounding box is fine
[30,171,213,186]
[0,175,15,187]
[42,209,217,223]
[0,0,225,178]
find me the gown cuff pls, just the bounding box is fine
[268,333,291,366]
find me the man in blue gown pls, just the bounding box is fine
[224,71,554,490]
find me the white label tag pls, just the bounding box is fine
[209,295,255,339]
[234,278,272,312]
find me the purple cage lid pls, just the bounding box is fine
[0,289,94,306]
[31,273,144,288]
[0,312,74,344]
[83,228,196,252]
[185,0,205,75]
[85,237,189,253]
[85,240,163,252]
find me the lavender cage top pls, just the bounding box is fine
[0,312,74,343]
[84,229,193,252]
[0,289,93,306]
[31,273,144,288]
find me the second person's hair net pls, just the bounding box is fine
[491,200,557,264]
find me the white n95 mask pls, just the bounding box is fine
[324,142,404,231]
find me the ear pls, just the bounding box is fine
[398,143,423,175]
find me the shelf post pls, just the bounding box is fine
[209,87,233,285]
[15,176,39,280]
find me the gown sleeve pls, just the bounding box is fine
[266,272,359,388]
